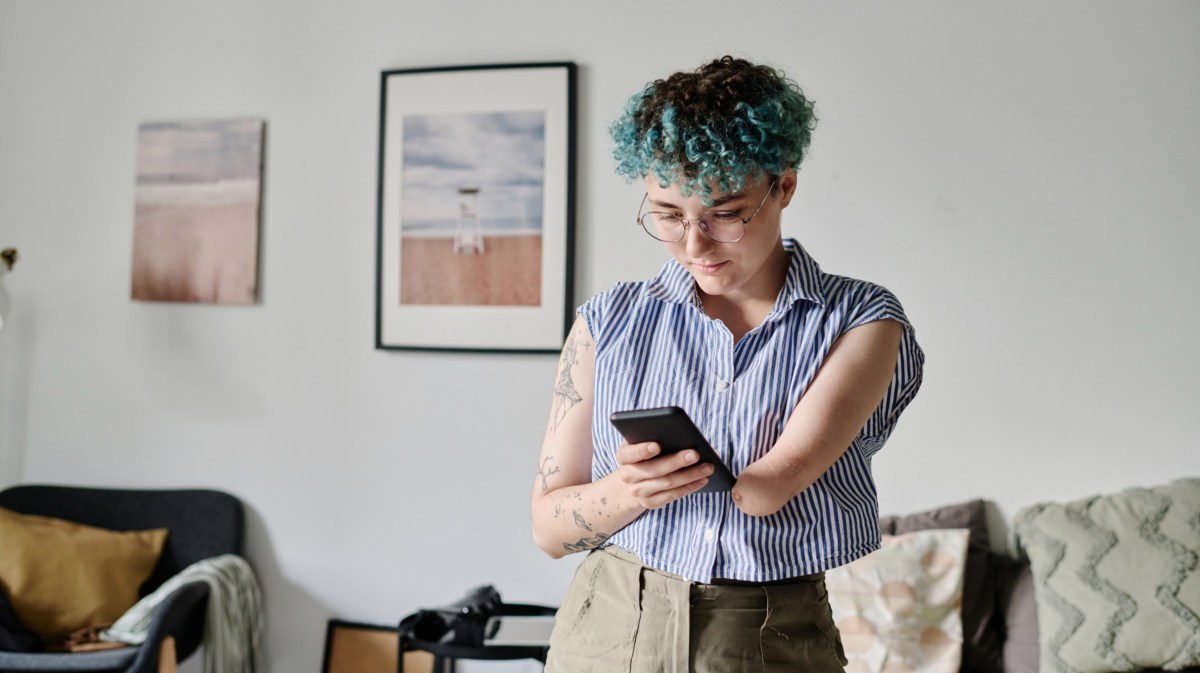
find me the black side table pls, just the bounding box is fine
[398,603,556,673]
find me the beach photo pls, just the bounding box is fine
[375,62,575,352]
[131,118,264,304]
[399,111,545,306]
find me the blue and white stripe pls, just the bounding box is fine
[580,238,924,584]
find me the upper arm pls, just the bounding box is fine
[773,318,904,476]
[533,315,596,499]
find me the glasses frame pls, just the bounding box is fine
[636,178,778,243]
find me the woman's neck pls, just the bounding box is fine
[698,245,789,343]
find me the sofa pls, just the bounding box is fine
[867,477,1200,673]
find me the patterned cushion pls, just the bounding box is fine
[880,499,1004,673]
[1012,478,1200,673]
[827,529,970,673]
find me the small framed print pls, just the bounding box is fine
[321,620,433,673]
[375,62,576,353]
[131,118,265,305]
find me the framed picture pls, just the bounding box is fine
[321,620,433,673]
[375,62,576,352]
[131,118,265,305]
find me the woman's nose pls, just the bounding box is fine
[683,219,715,257]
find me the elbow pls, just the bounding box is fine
[531,498,566,559]
[532,527,567,559]
[730,485,787,518]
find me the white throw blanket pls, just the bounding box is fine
[101,554,264,673]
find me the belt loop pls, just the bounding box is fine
[628,564,646,673]
[673,579,690,673]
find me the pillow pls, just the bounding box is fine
[827,528,970,673]
[880,499,1004,673]
[1012,477,1200,673]
[996,556,1039,673]
[0,582,43,652]
[0,506,168,642]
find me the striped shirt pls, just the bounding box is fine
[579,238,924,583]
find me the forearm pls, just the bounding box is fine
[730,447,821,517]
[531,473,646,559]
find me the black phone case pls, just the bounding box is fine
[608,406,736,493]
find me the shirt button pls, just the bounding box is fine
[704,529,715,542]
[715,380,730,391]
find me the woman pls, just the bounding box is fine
[531,56,924,673]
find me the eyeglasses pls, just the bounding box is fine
[636,179,777,243]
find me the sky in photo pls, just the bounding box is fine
[136,119,263,185]
[401,111,545,232]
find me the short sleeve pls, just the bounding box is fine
[845,285,925,452]
[576,282,641,352]
[577,295,602,346]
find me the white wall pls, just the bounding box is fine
[1,1,1197,671]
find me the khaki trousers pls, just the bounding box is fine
[545,546,847,673]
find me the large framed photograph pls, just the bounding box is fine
[375,62,576,352]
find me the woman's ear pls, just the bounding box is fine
[777,169,799,209]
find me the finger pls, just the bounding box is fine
[615,441,661,466]
[639,449,702,479]
[641,474,712,509]
[630,462,714,498]
[619,449,702,483]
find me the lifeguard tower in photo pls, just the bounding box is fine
[453,186,485,254]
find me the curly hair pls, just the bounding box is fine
[610,56,817,203]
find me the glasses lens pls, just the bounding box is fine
[644,213,685,242]
[700,214,746,242]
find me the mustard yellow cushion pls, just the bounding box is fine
[0,506,168,641]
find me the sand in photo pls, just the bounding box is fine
[400,235,542,306]
[398,111,545,307]
[131,119,263,304]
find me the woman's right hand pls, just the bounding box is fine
[613,442,714,510]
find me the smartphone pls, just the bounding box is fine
[608,406,736,493]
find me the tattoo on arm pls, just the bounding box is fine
[563,532,610,553]
[536,457,562,491]
[572,510,592,532]
[551,332,584,430]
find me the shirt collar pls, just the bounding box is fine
[644,237,826,310]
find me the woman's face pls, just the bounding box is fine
[643,171,797,303]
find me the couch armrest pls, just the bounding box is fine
[122,581,209,673]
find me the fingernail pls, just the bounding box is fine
[685,451,698,462]
[703,464,714,474]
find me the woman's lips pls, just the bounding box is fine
[693,261,729,274]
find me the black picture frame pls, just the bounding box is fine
[375,62,576,353]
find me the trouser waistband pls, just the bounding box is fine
[599,544,826,589]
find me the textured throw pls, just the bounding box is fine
[100,554,263,673]
[1012,477,1200,673]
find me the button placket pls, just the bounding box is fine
[702,326,735,576]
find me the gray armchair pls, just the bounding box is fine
[0,484,244,673]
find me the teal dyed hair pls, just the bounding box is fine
[610,56,817,203]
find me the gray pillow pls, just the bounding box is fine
[998,556,1039,673]
[1012,478,1200,673]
